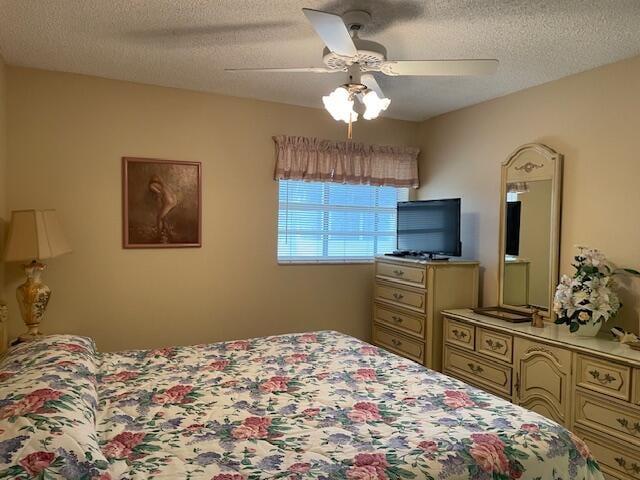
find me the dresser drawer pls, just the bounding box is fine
[374,282,426,313]
[373,325,425,364]
[443,317,475,351]
[375,261,426,288]
[575,428,640,480]
[443,345,512,396]
[576,354,631,401]
[476,327,513,363]
[574,389,640,447]
[633,369,640,406]
[373,303,424,339]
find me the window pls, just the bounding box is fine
[278,180,398,263]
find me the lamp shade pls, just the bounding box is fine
[3,209,72,262]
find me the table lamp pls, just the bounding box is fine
[3,209,71,341]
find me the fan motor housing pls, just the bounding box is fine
[342,10,372,31]
[322,40,387,72]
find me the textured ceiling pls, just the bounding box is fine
[1,0,639,121]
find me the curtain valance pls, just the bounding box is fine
[273,135,420,188]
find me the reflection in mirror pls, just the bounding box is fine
[498,144,562,320]
[503,180,552,309]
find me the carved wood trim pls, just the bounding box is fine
[526,345,561,364]
[514,161,544,173]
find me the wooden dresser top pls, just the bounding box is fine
[444,308,640,367]
[376,255,479,266]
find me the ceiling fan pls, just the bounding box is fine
[226,8,499,134]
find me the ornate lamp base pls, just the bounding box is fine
[16,261,51,342]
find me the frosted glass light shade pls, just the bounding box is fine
[362,90,391,120]
[322,87,358,124]
[4,209,72,262]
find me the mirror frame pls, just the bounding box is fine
[498,143,563,320]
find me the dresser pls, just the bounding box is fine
[442,309,640,480]
[372,256,479,371]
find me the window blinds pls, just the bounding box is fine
[278,180,397,263]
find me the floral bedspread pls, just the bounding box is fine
[0,332,602,479]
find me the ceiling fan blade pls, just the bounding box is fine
[361,73,385,98]
[302,8,357,57]
[380,59,499,76]
[225,67,337,73]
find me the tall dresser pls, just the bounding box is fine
[442,309,640,480]
[372,256,479,371]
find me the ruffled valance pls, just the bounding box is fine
[273,135,420,188]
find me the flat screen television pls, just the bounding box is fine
[396,199,462,258]
[505,201,522,256]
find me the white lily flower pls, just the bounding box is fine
[554,246,621,329]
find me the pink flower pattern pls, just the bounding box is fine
[348,402,381,422]
[231,416,272,440]
[226,340,249,351]
[442,390,475,409]
[102,431,146,459]
[0,388,64,419]
[259,375,290,393]
[19,451,55,475]
[469,433,509,474]
[152,384,193,405]
[209,360,230,371]
[353,368,377,381]
[103,371,138,383]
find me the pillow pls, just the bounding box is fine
[0,335,112,479]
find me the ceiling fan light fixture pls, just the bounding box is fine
[362,90,391,120]
[322,86,358,123]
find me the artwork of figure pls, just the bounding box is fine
[123,158,201,248]
[149,175,179,243]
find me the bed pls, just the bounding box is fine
[0,331,602,479]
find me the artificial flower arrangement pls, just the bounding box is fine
[554,246,638,335]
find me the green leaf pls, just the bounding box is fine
[508,449,529,460]
[388,466,417,480]
[569,322,579,333]
[0,465,26,479]
[620,268,640,275]
[586,458,601,472]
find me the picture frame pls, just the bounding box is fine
[122,157,202,248]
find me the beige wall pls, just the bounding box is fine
[5,67,418,351]
[417,55,640,333]
[0,54,7,296]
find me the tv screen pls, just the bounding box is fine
[505,201,522,256]
[397,199,461,256]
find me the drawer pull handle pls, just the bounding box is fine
[485,339,504,351]
[451,329,467,340]
[392,293,404,300]
[614,457,640,474]
[616,417,640,434]
[392,269,405,276]
[588,369,616,385]
[391,338,403,347]
[391,316,404,324]
[467,362,484,374]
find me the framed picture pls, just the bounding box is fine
[122,157,201,248]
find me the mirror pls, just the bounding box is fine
[499,144,563,319]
